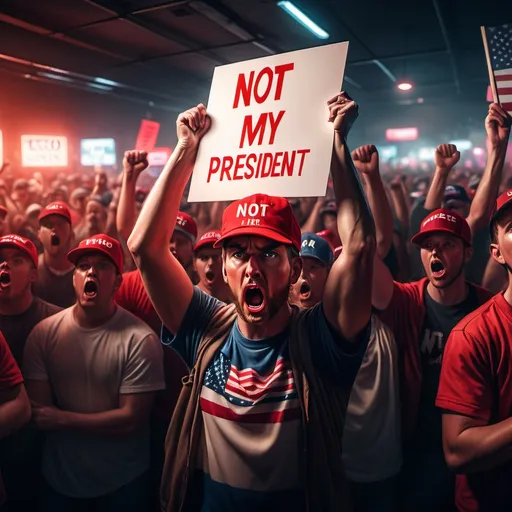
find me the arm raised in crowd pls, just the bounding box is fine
[117,150,149,240]
[322,93,376,339]
[353,145,394,258]
[424,144,460,211]
[128,105,211,334]
[465,104,510,234]
[389,175,410,232]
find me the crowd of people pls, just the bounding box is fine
[0,92,511,512]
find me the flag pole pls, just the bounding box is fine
[480,26,499,104]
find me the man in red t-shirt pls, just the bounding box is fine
[0,332,30,509]
[373,208,492,511]
[437,186,512,512]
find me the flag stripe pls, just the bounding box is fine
[498,94,512,104]
[498,87,512,95]
[200,397,302,423]
[495,69,512,77]
[225,381,295,401]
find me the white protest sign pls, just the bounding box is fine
[188,42,349,202]
[81,138,116,166]
[21,135,68,167]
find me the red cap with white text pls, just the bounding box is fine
[0,234,38,267]
[492,189,512,220]
[174,212,198,243]
[194,230,221,252]
[411,208,472,246]
[214,194,301,251]
[39,201,72,224]
[67,234,123,273]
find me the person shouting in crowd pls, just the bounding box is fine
[0,235,60,512]
[0,333,31,511]
[437,184,512,512]
[409,103,511,284]
[75,197,108,243]
[129,92,375,511]
[33,202,76,308]
[193,230,230,302]
[23,234,165,512]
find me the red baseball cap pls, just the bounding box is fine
[316,229,342,250]
[194,230,221,252]
[214,194,301,251]
[492,189,512,220]
[411,208,472,246]
[67,234,123,273]
[39,202,72,224]
[174,212,198,243]
[0,234,38,267]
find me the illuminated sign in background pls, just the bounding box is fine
[385,127,419,142]
[81,138,116,166]
[21,135,68,167]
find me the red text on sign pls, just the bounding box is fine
[239,110,285,148]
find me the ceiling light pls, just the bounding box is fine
[397,81,413,91]
[277,1,329,40]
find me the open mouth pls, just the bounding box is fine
[431,260,446,279]
[244,285,265,314]
[0,272,11,290]
[84,280,98,299]
[51,234,61,247]
[299,281,311,299]
[205,270,215,282]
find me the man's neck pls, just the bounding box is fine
[427,275,469,306]
[0,292,33,315]
[237,303,292,340]
[44,251,74,272]
[73,303,117,329]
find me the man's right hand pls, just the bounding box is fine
[176,103,212,152]
[435,143,460,172]
[353,145,379,176]
[123,150,148,180]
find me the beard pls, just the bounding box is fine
[231,279,291,325]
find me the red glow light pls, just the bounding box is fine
[386,127,419,141]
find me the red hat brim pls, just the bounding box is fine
[214,226,297,250]
[411,227,471,247]
[67,246,122,273]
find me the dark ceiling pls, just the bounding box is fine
[0,0,511,113]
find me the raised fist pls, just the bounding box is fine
[176,103,212,151]
[352,145,379,176]
[123,150,149,179]
[327,92,359,137]
[434,144,460,171]
[486,103,511,149]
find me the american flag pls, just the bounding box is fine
[486,23,512,115]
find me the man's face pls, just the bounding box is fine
[444,200,470,219]
[194,247,223,289]
[322,213,337,232]
[170,231,194,267]
[223,235,301,325]
[73,253,121,310]
[0,248,37,301]
[289,257,329,308]
[86,200,106,232]
[420,234,471,289]
[38,215,73,256]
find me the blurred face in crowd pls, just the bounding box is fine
[39,215,74,257]
[71,195,87,214]
[194,247,223,291]
[0,248,37,302]
[491,207,512,271]
[170,231,194,267]
[73,253,121,311]
[289,256,329,309]
[222,235,301,325]
[86,200,107,233]
[444,200,470,219]
[322,212,337,233]
[14,186,29,206]
[420,234,472,289]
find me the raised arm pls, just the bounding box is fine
[128,105,211,334]
[389,175,410,232]
[353,145,394,258]
[466,104,511,234]
[424,144,460,210]
[301,197,323,233]
[117,150,149,240]
[322,93,376,340]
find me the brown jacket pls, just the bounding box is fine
[161,303,356,511]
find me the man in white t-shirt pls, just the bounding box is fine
[23,234,165,511]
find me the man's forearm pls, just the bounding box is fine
[59,408,144,436]
[117,174,138,240]
[331,133,375,252]
[128,145,195,257]
[424,167,449,210]
[0,389,31,439]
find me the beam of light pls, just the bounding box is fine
[277,1,329,39]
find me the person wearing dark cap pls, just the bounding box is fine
[319,199,338,232]
[33,202,76,308]
[193,230,230,302]
[129,94,375,511]
[172,211,198,283]
[372,209,493,511]
[23,234,165,511]
[437,188,512,511]
[0,235,60,512]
